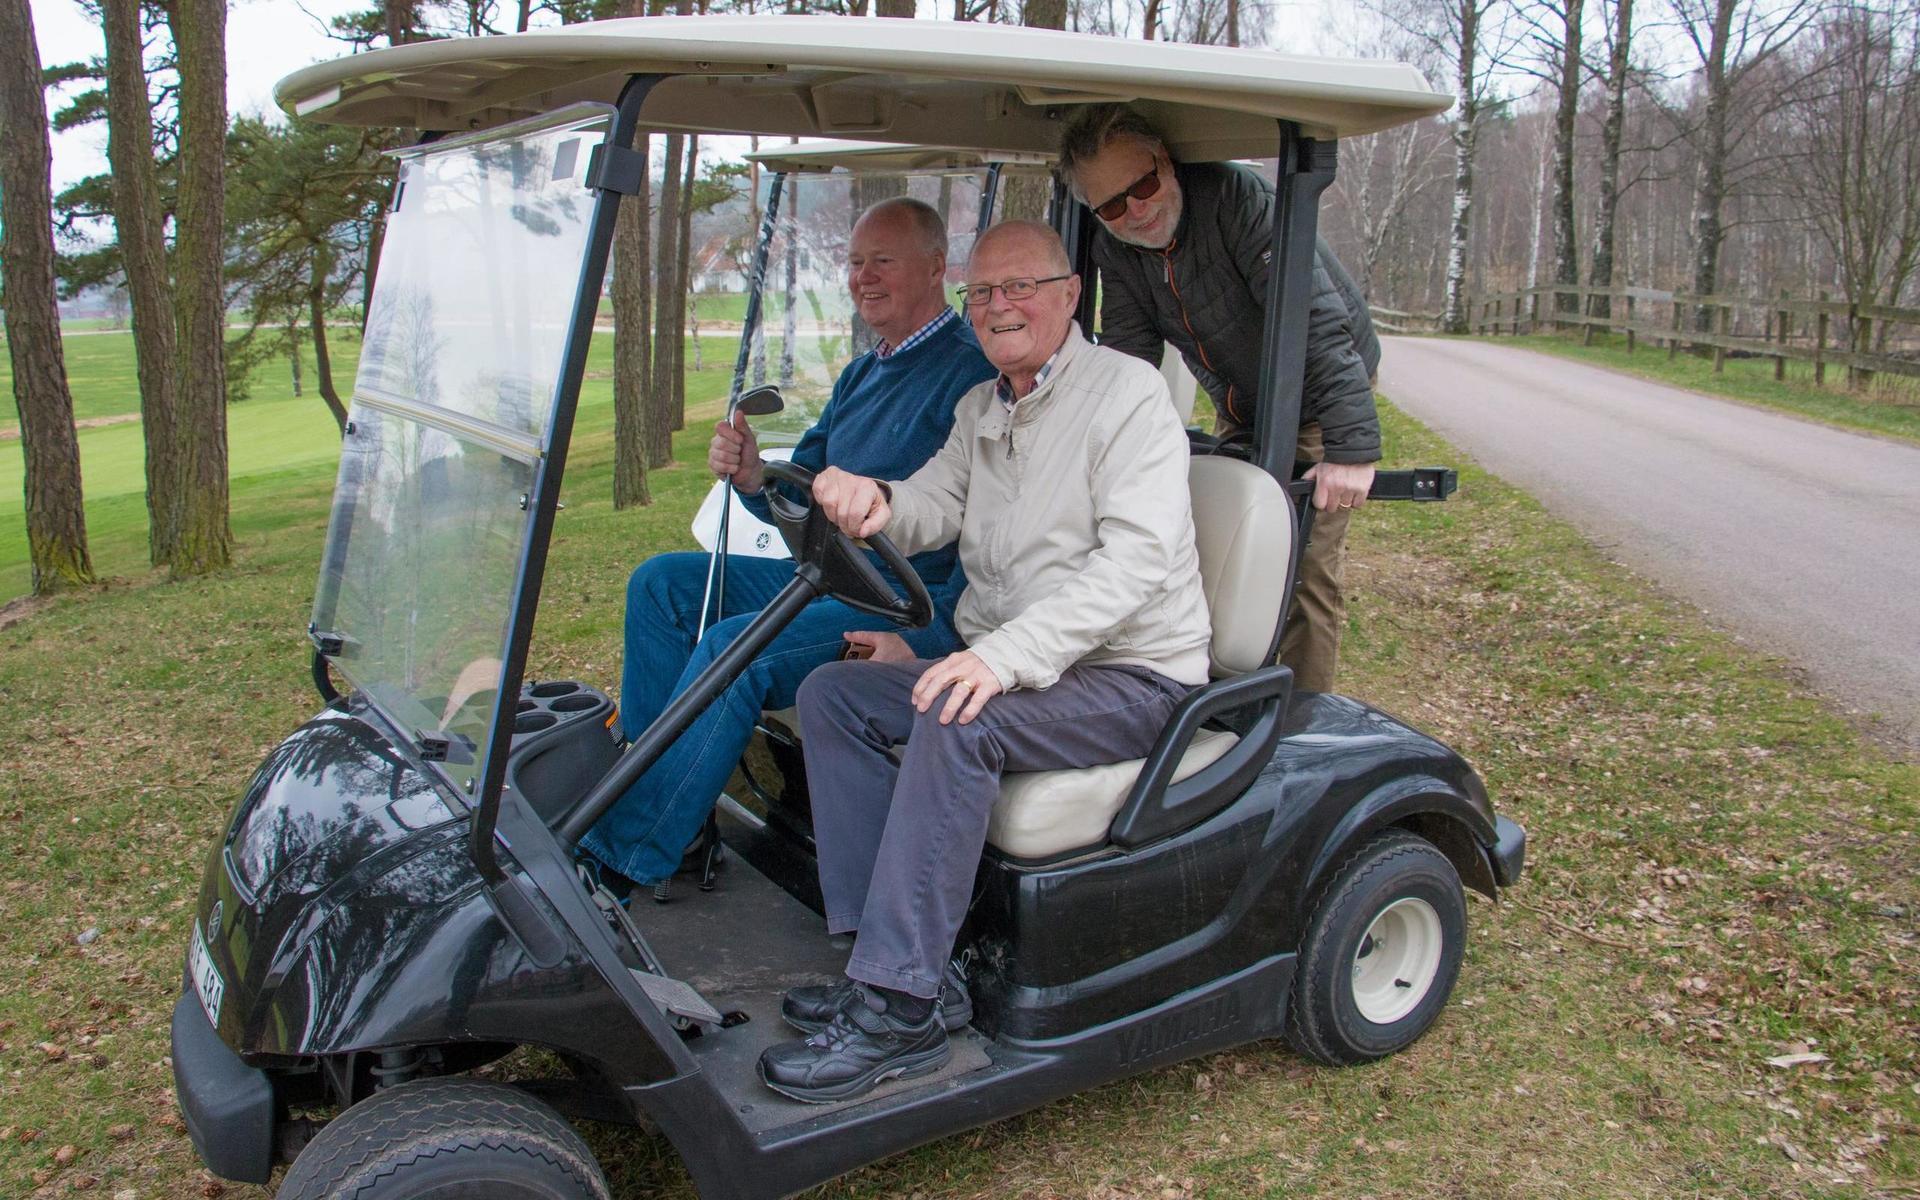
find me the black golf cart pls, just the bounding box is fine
[170,17,1524,1199]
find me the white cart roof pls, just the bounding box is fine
[745,139,1053,176]
[276,15,1450,155]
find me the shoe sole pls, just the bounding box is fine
[758,1040,952,1105]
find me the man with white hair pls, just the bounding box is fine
[579,198,994,901]
[755,220,1211,1103]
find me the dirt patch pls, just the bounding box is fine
[0,413,141,441]
[0,593,51,631]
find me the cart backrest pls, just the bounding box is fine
[1190,455,1293,678]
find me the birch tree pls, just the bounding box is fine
[1668,0,1820,327]
[1375,0,1522,332]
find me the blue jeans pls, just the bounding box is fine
[581,552,929,886]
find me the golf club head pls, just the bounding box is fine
[733,385,785,418]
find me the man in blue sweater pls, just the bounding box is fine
[581,197,995,898]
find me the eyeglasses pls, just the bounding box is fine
[956,274,1072,307]
[1091,163,1164,221]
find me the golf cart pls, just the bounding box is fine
[170,17,1524,1199]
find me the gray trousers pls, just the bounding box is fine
[796,658,1191,998]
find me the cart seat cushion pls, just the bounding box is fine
[1189,456,1293,678]
[986,727,1239,859]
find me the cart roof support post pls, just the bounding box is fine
[1253,124,1336,482]
[470,72,662,887]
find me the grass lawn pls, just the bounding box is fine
[0,367,1912,1198]
[0,332,754,603]
[1474,331,1920,446]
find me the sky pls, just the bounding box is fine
[34,0,368,195]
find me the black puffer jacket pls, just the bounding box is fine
[1093,161,1381,463]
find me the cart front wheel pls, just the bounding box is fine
[1287,830,1466,1066]
[277,1077,609,1200]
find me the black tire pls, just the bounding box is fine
[277,1078,610,1200]
[1286,830,1467,1067]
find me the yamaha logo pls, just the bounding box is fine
[207,900,223,942]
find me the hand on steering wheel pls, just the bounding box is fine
[760,460,933,630]
[812,467,891,539]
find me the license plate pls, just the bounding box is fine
[188,923,224,1027]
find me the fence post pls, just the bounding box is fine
[1511,295,1521,336]
[1814,292,1829,387]
[1713,304,1730,373]
[1847,303,1860,388]
[1857,312,1875,388]
[1668,300,1682,360]
[1775,290,1789,382]
[1529,290,1540,334]
[1582,287,1596,346]
[1625,294,1636,354]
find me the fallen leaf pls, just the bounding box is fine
[1766,1053,1830,1069]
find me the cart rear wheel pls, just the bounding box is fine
[277,1078,609,1200]
[1287,830,1466,1066]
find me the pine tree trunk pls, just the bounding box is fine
[0,0,93,592]
[1551,0,1585,316]
[672,135,699,431]
[613,178,654,507]
[308,247,349,433]
[101,0,181,567]
[649,133,684,467]
[166,0,233,575]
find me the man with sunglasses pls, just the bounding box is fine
[1058,104,1381,696]
[753,221,1210,1102]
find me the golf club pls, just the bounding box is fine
[698,384,785,639]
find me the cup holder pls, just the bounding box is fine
[516,699,536,713]
[529,682,580,699]
[550,694,598,713]
[514,712,559,735]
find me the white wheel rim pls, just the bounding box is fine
[1350,897,1445,1025]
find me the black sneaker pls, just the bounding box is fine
[758,985,951,1104]
[574,852,637,908]
[781,962,973,1034]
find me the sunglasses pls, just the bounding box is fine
[1091,163,1164,221]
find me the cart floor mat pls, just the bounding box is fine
[638,849,995,1134]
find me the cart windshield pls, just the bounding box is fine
[309,106,613,792]
[731,165,994,444]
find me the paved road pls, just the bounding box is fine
[1378,337,1920,753]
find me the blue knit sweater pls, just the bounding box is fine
[742,314,995,657]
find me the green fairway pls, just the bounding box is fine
[0,331,758,602]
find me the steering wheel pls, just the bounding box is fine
[760,460,933,630]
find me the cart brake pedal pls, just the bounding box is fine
[630,968,726,1030]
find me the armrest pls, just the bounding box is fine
[1108,665,1294,849]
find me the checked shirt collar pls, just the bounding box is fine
[875,307,958,359]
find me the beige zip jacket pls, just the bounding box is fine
[884,323,1211,692]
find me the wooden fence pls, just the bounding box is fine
[1371,286,1920,388]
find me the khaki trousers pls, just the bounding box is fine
[1215,419,1350,695]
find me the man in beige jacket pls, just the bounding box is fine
[755,221,1211,1103]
